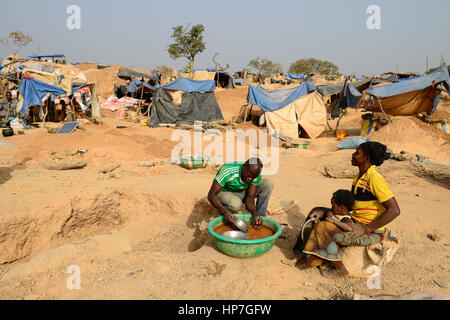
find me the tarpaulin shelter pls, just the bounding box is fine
[286,73,304,80]
[149,77,224,127]
[127,78,160,93]
[317,78,370,118]
[27,54,66,64]
[16,72,102,120]
[17,76,66,116]
[359,63,450,116]
[244,82,327,139]
[192,69,216,81]
[192,68,235,88]
[117,66,160,83]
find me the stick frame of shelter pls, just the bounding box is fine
[244,104,253,123]
[137,83,144,118]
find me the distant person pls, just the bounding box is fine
[0,91,16,122]
[207,158,274,230]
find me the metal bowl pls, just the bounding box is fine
[232,216,249,233]
[221,230,250,240]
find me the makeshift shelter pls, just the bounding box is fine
[16,72,101,121]
[127,78,160,94]
[117,66,160,84]
[317,78,371,118]
[243,82,327,139]
[192,68,235,88]
[149,77,224,127]
[28,54,67,64]
[192,69,216,81]
[286,72,304,80]
[358,63,450,116]
[17,75,66,116]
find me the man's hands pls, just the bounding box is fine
[223,209,235,225]
[252,213,263,230]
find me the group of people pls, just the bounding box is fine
[207,141,401,275]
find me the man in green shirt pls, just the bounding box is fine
[207,157,274,229]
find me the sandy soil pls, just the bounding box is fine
[0,89,449,300]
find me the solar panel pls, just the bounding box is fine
[56,121,79,135]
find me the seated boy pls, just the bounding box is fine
[282,189,354,271]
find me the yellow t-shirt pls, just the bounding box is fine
[351,165,394,231]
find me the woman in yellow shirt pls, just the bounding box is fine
[288,141,401,274]
[349,141,401,239]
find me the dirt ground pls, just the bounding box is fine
[0,86,449,300]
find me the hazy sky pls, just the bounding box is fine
[1,0,449,76]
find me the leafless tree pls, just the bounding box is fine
[212,52,230,72]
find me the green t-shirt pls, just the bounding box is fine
[214,162,262,192]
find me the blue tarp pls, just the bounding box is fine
[285,72,304,80]
[366,64,450,98]
[127,78,160,93]
[162,77,215,92]
[246,82,316,112]
[19,77,66,115]
[397,76,419,82]
[28,54,66,59]
[344,81,363,108]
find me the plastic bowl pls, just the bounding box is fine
[179,153,210,169]
[208,214,282,258]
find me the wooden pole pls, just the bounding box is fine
[138,84,144,118]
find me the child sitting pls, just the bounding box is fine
[282,189,355,271]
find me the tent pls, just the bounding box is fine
[317,78,371,118]
[285,72,304,80]
[117,66,160,83]
[127,78,160,93]
[17,75,66,116]
[192,68,235,88]
[192,69,216,81]
[27,54,66,64]
[149,77,224,127]
[359,63,450,116]
[17,74,101,120]
[244,82,327,139]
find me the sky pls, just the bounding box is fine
[1,0,449,76]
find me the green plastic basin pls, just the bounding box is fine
[208,214,282,258]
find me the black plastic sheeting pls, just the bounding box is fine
[149,88,224,127]
[117,67,160,82]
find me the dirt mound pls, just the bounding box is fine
[0,188,201,266]
[369,118,450,163]
[0,190,130,264]
[431,109,450,121]
[82,65,127,99]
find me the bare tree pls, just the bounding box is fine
[211,52,230,72]
[0,31,33,60]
